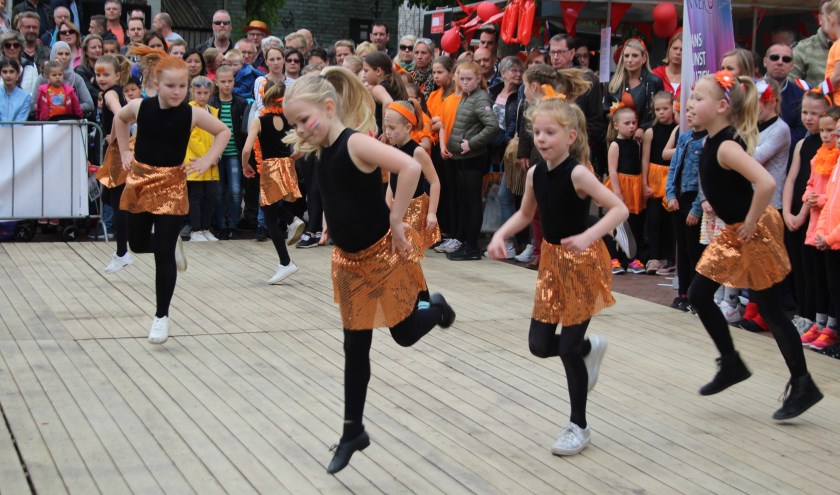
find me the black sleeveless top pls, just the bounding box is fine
[533,156,591,243]
[792,133,822,213]
[616,139,641,175]
[134,97,192,167]
[100,85,126,137]
[318,128,390,253]
[258,113,293,159]
[699,126,753,225]
[650,122,677,166]
[389,140,424,198]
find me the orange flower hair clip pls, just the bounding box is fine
[807,87,833,106]
[609,101,626,116]
[540,84,567,101]
[714,70,736,103]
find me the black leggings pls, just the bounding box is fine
[262,201,292,265]
[301,158,323,234]
[802,245,829,320]
[672,192,705,296]
[107,184,128,257]
[529,319,592,428]
[786,226,807,316]
[432,144,452,236]
[443,158,460,241]
[645,197,673,260]
[127,213,182,318]
[341,299,443,441]
[454,154,486,248]
[688,274,807,378]
[188,181,216,231]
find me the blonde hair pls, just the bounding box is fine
[827,0,840,17]
[662,32,682,65]
[523,65,592,102]
[355,41,377,57]
[283,66,376,156]
[203,47,220,69]
[720,48,755,78]
[334,39,356,51]
[342,54,363,74]
[702,73,759,153]
[190,75,214,101]
[609,39,652,94]
[525,98,591,165]
[284,32,308,51]
[223,49,243,63]
[607,106,637,143]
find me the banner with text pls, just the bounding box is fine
[680,0,735,129]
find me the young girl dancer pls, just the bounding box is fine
[383,100,441,249]
[445,60,501,261]
[800,108,840,348]
[641,91,677,274]
[283,67,456,474]
[607,105,645,274]
[241,81,301,284]
[813,119,840,357]
[362,51,407,133]
[687,71,822,419]
[488,88,628,456]
[95,54,131,273]
[115,47,231,344]
[783,89,832,333]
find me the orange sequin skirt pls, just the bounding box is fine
[260,157,301,206]
[120,160,188,215]
[648,163,669,199]
[96,139,134,188]
[605,173,645,214]
[532,239,616,326]
[695,206,791,290]
[332,229,428,330]
[404,194,441,250]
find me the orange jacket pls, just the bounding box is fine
[816,161,840,249]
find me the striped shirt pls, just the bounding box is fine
[219,100,238,156]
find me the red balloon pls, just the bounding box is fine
[477,1,501,22]
[654,16,678,38]
[653,2,677,25]
[441,27,461,54]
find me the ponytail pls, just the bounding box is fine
[727,75,759,153]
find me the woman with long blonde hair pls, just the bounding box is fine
[608,38,664,140]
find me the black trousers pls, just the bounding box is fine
[802,245,829,320]
[262,201,292,265]
[127,213,182,318]
[106,184,128,257]
[824,249,840,321]
[645,197,673,260]
[187,181,216,231]
[785,225,807,316]
[672,191,705,297]
[454,154,486,248]
[432,144,452,236]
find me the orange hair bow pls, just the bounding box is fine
[609,101,626,116]
[540,84,566,101]
[807,87,833,106]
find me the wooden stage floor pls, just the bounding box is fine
[1,240,838,494]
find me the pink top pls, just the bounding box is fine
[803,162,833,246]
[816,161,840,249]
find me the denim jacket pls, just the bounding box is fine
[665,129,706,219]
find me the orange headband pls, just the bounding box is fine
[387,102,417,126]
[807,87,833,106]
[540,84,567,101]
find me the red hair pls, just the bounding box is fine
[129,45,188,80]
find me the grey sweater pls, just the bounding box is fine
[755,116,791,210]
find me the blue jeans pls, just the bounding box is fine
[215,155,242,229]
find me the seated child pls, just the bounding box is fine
[35,60,82,121]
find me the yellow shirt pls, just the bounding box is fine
[185,102,220,181]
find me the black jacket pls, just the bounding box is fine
[609,69,665,130]
[210,94,248,153]
[488,81,521,152]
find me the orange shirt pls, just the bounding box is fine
[410,112,435,148]
[825,40,840,103]
[440,93,462,145]
[426,88,446,118]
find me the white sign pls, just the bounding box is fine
[599,27,611,84]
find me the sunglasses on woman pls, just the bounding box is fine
[60,30,74,36]
[4,42,21,49]
[399,44,414,51]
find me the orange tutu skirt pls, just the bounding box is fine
[260,157,301,206]
[120,160,188,215]
[404,194,441,250]
[532,239,616,326]
[696,206,791,290]
[648,163,669,199]
[605,173,645,214]
[96,139,134,188]
[332,229,428,330]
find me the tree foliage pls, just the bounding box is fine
[244,0,287,27]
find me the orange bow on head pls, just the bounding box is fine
[540,84,567,101]
[807,87,833,106]
[609,101,626,116]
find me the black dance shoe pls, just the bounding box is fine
[699,352,752,396]
[326,430,370,474]
[430,293,456,328]
[773,373,823,420]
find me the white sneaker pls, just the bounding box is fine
[584,335,607,392]
[203,230,219,241]
[190,230,207,242]
[793,316,813,335]
[442,239,462,253]
[148,316,170,344]
[483,243,516,259]
[268,261,299,284]
[286,217,305,246]
[433,239,453,253]
[104,251,134,273]
[175,236,187,272]
[720,301,743,323]
[551,422,591,456]
[514,244,534,263]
